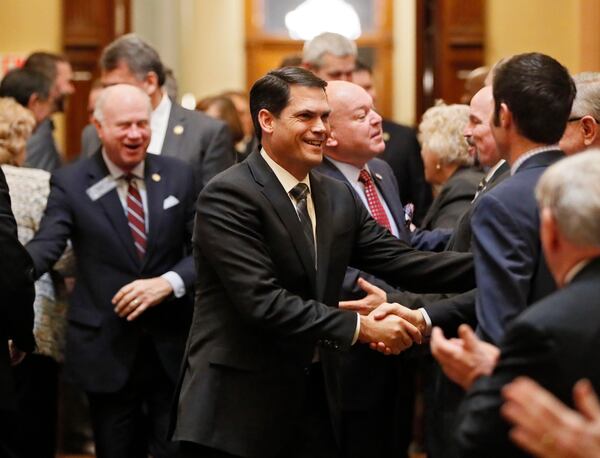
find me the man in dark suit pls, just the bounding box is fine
[81,34,235,194]
[314,80,424,458]
[0,168,36,458]
[470,53,575,345]
[22,52,75,172]
[353,60,433,225]
[430,150,600,457]
[26,84,196,458]
[171,67,476,458]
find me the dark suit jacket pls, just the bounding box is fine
[386,162,509,334]
[171,151,475,457]
[26,152,196,393]
[421,167,484,230]
[81,101,235,194]
[473,150,563,344]
[25,118,62,172]
[379,119,432,225]
[0,168,35,411]
[457,257,600,458]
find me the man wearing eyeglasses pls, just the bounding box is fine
[559,72,600,155]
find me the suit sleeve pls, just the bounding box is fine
[471,193,539,344]
[26,173,73,279]
[195,179,357,348]
[0,169,35,352]
[163,167,196,289]
[347,188,475,294]
[456,323,560,458]
[198,121,236,190]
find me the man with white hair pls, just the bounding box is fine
[559,72,600,155]
[26,84,196,458]
[302,32,357,82]
[430,150,600,457]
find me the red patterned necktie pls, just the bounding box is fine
[125,175,146,259]
[358,169,392,231]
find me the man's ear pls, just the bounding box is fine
[326,130,338,147]
[142,71,160,96]
[92,117,103,140]
[540,207,560,254]
[258,109,275,135]
[499,103,512,129]
[580,115,598,146]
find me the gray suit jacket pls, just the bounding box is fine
[26,118,62,172]
[81,101,235,194]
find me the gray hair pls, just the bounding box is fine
[100,34,166,86]
[303,32,357,67]
[570,72,600,121]
[93,84,152,124]
[536,149,600,246]
[418,101,472,166]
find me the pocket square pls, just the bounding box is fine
[163,195,180,210]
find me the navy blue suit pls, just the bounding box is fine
[26,152,196,458]
[472,150,563,344]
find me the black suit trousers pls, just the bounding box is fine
[87,336,177,458]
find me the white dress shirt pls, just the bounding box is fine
[101,150,185,297]
[147,91,172,155]
[260,149,360,344]
[326,158,400,238]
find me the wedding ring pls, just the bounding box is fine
[132,298,140,306]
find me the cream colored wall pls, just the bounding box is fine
[0,0,65,150]
[392,0,417,126]
[486,0,580,72]
[178,0,246,101]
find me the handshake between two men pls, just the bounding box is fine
[348,277,428,355]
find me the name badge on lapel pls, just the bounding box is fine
[86,175,117,201]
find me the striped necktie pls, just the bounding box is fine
[289,183,316,266]
[125,175,146,259]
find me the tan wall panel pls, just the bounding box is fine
[486,0,580,72]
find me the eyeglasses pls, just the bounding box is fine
[568,116,600,123]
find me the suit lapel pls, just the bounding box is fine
[142,157,165,268]
[248,153,317,292]
[310,172,332,301]
[161,102,185,157]
[87,153,140,267]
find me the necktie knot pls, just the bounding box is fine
[358,169,372,185]
[289,182,310,202]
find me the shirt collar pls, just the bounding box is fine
[260,148,310,194]
[485,159,506,181]
[511,145,559,175]
[325,157,371,185]
[153,90,172,119]
[101,149,145,180]
[563,259,592,285]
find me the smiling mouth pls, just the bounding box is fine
[304,139,323,147]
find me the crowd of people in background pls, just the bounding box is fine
[0,28,599,458]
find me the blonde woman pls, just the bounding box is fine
[0,97,69,458]
[418,102,484,230]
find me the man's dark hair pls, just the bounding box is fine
[493,52,576,144]
[354,60,372,74]
[0,67,52,107]
[100,34,166,86]
[249,66,327,143]
[24,52,67,83]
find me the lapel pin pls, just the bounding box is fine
[383,132,390,142]
[173,125,184,135]
[375,173,383,180]
[152,173,161,182]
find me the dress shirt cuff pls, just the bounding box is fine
[351,313,361,345]
[418,308,433,337]
[161,271,186,298]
